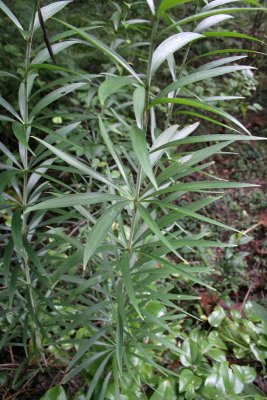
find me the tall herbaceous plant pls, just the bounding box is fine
[0,0,266,398]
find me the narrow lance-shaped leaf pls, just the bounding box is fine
[0,95,22,122]
[33,1,72,31]
[147,0,155,14]
[99,76,135,105]
[194,14,234,33]
[176,110,241,133]
[130,126,158,189]
[150,124,179,166]
[54,19,143,85]
[12,123,35,155]
[203,31,263,43]
[150,32,203,81]
[142,251,215,290]
[151,134,266,152]
[197,55,247,71]
[150,199,241,233]
[27,193,124,212]
[150,97,251,135]
[159,65,255,97]
[99,116,130,187]
[83,200,129,268]
[133,86,146,129]
[143,180,258,199]
[0,0,24,31]
[165,7,263,31]
[30,82,87,117]
[157,0,196,15]
[136,203,187,263]
[32,137,118,189]
[31,40,85,64]
[86,353,113,400]
[120,252,143,318]
[201,0,252,12]
[11,209,27,260]
[0,71,19,80]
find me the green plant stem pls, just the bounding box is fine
[165,0,200,130]
[22,3,36,232]
[21,2,46,365]
[128,17,159,251]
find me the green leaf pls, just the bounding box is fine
[197,55,247,70]
[150,97,251,134]
[31,40,84,64]
[130,126,158,189]
[159,65,254,97]
[32,137,117,189]
[194,14,234,33]
[150,32,202,80]
[54,19,143,85]
[30,82,87,117]
[208,331,227,350]
[12,122,34,155]
[151,134,265,152]
[0,0,23,31]
[201,0,260,12]
[180,338,203,367]
[27,192,124,212]
[208,306,226,327]
[158,0,196,15]
[144,180,257,199]
[137,204,186,263]
[141,251,214,289]
[120,252,143,318]
[86,353,112,400]
[11,209,27,260]
[147,0,155,14]
[169,7,264,29]
[83,200,129,268]
[150,124,180,166]
[0,70,19,80]
[203,31,263,43]
[151,379,176,399]
[179,369,202,393]
[33,1,72,31]
[98,116,130,187]
[133,86,146,129]
[63,350,110,383]
[99,76,135,105]
[179,369,194,392]
[40,385,67,400]
[239,366,256,383]
[206,348,226,362]
[0,95,22,122]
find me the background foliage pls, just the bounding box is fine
[0,0,266,399]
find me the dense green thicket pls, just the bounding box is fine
[0,1,266,399]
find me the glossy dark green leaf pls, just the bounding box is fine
[40,385,68,400]
[208,306,226,327]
